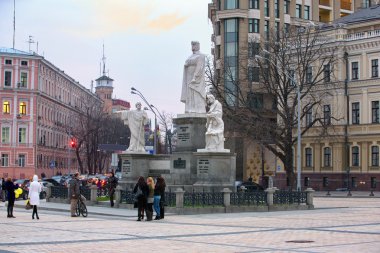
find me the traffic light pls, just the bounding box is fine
[70,138,76,148]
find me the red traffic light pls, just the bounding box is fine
[70,139,76,148]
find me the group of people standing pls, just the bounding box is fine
[2,175,41,219]
[133,176,166,221]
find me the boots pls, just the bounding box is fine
[145,210,153,221]
[160,205,165,219]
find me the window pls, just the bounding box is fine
[305,107,312,126]
[323,64,330,82]
[275,0,279,18]
[324,147,331,167]
[305,147,312,167]
[248,42,259,58]
[288,70,296,86]
[351,62,359,80]
[19,102,26,115]
[372,59,378,78]
[5,59,12,65]
[323,105,331,125]
[249,0,259,9]
[18,127,26,143]
[18,154,25,167]
[1,154,9,167]
[352,146,359,166]
[284,0,290,14]
[372,101,379,123]
[1,127,10,143]
[225,0,238,9]
[247,92,263,109]
[264,20,269,39]
[3,101,10,114]
[21,60,28,66]
[372,146,379,167]
[20,72,27,88]
[296,4,302,18]
[264,0,269,17]
[248,67,260,82]
[352,102,360,124]
[4,71,12,87]
[306,66,313,83]
[249,19,260,33]
[304,5,310,20]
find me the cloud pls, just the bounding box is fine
[65,0,188,37]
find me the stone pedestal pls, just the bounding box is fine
[193,152,236,191]
[173,114,206,152]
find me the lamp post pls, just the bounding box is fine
[131,87,157,155]
[255,53,302,191]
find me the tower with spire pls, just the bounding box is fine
[95,44,114,113]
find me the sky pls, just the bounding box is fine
[0,0,213,117]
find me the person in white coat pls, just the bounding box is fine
[28,175,41,220]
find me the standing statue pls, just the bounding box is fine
[116,102,149,153]
[205,94,225,151]
[181,41,206,114]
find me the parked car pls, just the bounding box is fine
[43,178,61,186]
[237,181,264,192]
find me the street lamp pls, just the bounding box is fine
[255,53,302,191]
[131,87,157,155]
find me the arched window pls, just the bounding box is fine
[352,146,360,166]
[305,147,312,167]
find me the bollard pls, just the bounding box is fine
[46,185,51,202]
[222,188,232,207]
[265,188,276,206]
[90,185,98,203]
[175,188,184,208]
[305,188,315,207]
[114,185,122,208]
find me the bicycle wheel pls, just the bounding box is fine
[81,203,88,217]
[75,202,80,216]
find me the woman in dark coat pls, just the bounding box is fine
[4,178,18,218]
[133,176,148,221]
[156,177,166,219]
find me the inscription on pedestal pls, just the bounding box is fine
[173,158,186,169]
[122,159,131,174]
[198,159,210,174]
[178,126,190,143]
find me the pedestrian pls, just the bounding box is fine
[4,178,18,218]
[153,177,164,220]
[0,177,4,202]
[133,176,148,221]
[28,175,42,220]
[157,176,166,219]
[69,172,81,217]
[146,177,155,221]
[107,172,118,207]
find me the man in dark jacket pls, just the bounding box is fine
[107,172,118,207]
[4,178,18,218]
[69,172,80,217]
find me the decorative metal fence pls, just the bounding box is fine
[50,186,67,199]
[97,188,109,197]
[120,190,135,204]
[164,189,176,207]
[230,192,267,206]
[81,187,91,201]
[184,190,224,207]
[273,190,307,205]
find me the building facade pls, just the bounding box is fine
[0,48,100,179]
[208,0,380,189]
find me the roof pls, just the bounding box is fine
[333,4,380,25]
[95,75,114,82]
[98,144,127,152]
[0,47,34,56]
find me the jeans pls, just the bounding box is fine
[153,195,161,217]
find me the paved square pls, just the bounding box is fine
[0,197,380,252]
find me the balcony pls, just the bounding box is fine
[216,9,247,20]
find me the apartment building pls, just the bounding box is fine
[0,47,101,179]
[208,0,379,189]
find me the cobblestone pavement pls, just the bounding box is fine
[0,197,380,253]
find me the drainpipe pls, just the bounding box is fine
[344,51,351,196]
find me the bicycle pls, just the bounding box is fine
[75,195,88,217]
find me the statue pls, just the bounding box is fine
[181,41,206,114]
[204,94,225,151]
[116,102,149,153]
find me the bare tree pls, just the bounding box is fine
[207,25,342,189]
[156,111,174,154]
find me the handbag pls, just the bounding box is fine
[25,199,32,210]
